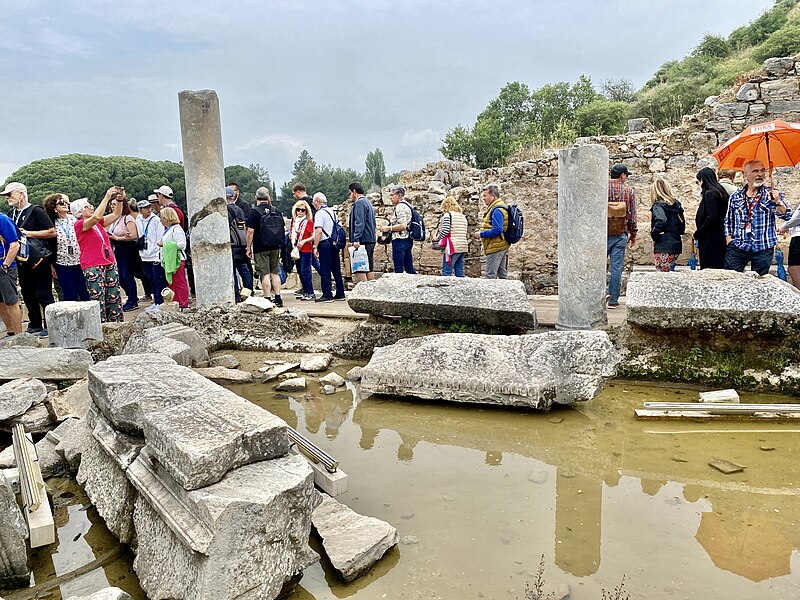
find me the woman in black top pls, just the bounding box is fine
[694,167,730,269]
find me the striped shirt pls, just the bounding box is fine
[608,180,638,239]
[724,185,792,252]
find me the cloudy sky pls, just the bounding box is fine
[1,0,775,189]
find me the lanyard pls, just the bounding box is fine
[143,215,155,237]
[744,189,762,223]
[12,205,30,226]
[56,217,75,242]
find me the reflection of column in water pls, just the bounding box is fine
[554,471,602,577]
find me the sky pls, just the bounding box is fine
[0,0,776,190]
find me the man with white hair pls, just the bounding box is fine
[312,192,345,302]
[1,182,55,335]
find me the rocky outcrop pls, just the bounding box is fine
[347,274,537,329]
[361,331,620,410]
[0,477,29,588]
[626,270,800,333]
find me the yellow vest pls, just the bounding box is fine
[481,199,510,255]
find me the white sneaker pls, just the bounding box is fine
[145,304,161,312]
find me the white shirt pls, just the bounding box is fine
[136,214,165,261]
[314,206,335,241]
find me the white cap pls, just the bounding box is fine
[0,182,27,196]
[153,185,173,198]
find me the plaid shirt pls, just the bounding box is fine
[608,180,638,239]
[724,185,792,252]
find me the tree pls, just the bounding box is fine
[692,34,731,59]
[224,164,272,204]
[601,78,636,103]
[278,150,361,213]
[439,125,475,165]
[576,99,629,136]
[364,148,386,191]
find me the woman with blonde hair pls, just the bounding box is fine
[434,195,470,277]
[290,199,315,300]
[157,207,190,309]
[649,178,685,272]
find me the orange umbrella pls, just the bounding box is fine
[714,119,800,172]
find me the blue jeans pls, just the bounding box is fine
[298,252,313,295]
[54,263,90,301]
[233,260,254,302]
[318,240,345,299]
[442,252,465,277]
[607,234,627,304]
[392,238,416,274]
[724,244,773,275]
[141,261,168,304]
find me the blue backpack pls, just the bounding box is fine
[401,200,426,242]
[322,207,347,250]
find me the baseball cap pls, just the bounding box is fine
[0,182,27,196]
[147,194,159,203]
[610,164,631,177]
[225,186,235,198]
[153,185,174,198]
[137,199,151,208]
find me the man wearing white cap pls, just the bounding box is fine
[1,182,55,335]
[154,185,185,229]
[135,199,167,310]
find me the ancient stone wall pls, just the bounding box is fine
[340,54,800,294]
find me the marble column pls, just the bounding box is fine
[556,144,609,330]
[178,89,234,306]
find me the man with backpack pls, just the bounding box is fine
[312,192,346,302]
[380,186,417,274]
[246,187,284,307]
[0,211,23,335]
[226,186,252,303]
[606,164,638,309]
[347,182,377,282]
[473,184,511,279]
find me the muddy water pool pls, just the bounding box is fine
[10,369,800,600]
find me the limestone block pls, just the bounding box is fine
[53,417,92,474]
[626,270,800,333]
[300,353,333,372]
[141,397,289,490]
[766,100,800,115]
[762,57,796,77]
[713,103,748,118]
[259,362,300,381]
[0,348,93,380]
[647,158,666,172]
[0,377,47,420]
[46,378,90,421]
[319,372,346,388]
[88,354,242,435]
[131,453,318,600]
[736,83,760,101]
[749,103,767,116]
[34,433,68,478]
[209,354,239,369]
[0,477,29,588]
[241,295,275,312]
[688,132,718,153]
[0,444,14,468]
[6,403,55,434]
[361,331,620,409]
[76,425,138,543]
[704,119,731,132]
[64,588,134,600]
[347,274,537,329]
[666,155,697,169]
[275,377,306,392]
[626,118,653,133]
[427,180,447,195]
[45,301,103,349]
[760,78,799,101]
[345,366,362,381]
[312,493,398,582]
[0,332,40,348]
[193,366,254,384]
[124,322,208,367]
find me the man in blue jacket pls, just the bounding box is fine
[347,182,377,282]
[0,212,23,335]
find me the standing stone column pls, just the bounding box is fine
[178,90,234,306]
[556,144,609,330]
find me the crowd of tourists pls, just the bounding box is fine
[606,159,796,308]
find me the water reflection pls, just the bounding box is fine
[241,376,800,599]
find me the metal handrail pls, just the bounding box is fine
[12,424,42,512]
[287,427,339,473]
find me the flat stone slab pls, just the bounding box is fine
[142,397,288,490]
[347,274,537,329]
[64,588,133,600]
[626,270,800,333]
[312,493,398,582]
[361,331,620,409]
[123,322,209,366]
[0,377,47,420]
[45,300,103,349]
[5,403,55,434]
[193,366,254,384]
[0,348,93,380]
[46,378,90,421]
[275,377,306,392]
[300,353,332,372]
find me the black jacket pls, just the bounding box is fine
[650,200,685,254]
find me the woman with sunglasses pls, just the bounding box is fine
[290,200,315,300]
[70,187,125,322]
[106,196,141,311]
[43,193,90,301]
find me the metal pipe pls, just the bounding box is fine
[643,402,800,413]
[287,427,339,473]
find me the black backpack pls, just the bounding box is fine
[493,204,524,244]
[400,200,426,242]
[257,205,285,250]
[227,205,247,261]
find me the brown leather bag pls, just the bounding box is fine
[607,201,627,235]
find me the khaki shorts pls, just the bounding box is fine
[254,250,281,276]
[0,265,18,304]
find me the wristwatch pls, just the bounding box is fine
[1,264,9,273]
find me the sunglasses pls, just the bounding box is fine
[297,208,307,212]
[56,201,69,206]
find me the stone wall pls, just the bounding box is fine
[339,54,800,294]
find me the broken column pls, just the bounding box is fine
[45,301,103,349]
[178,89,234,306]
[556,143,609,330]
